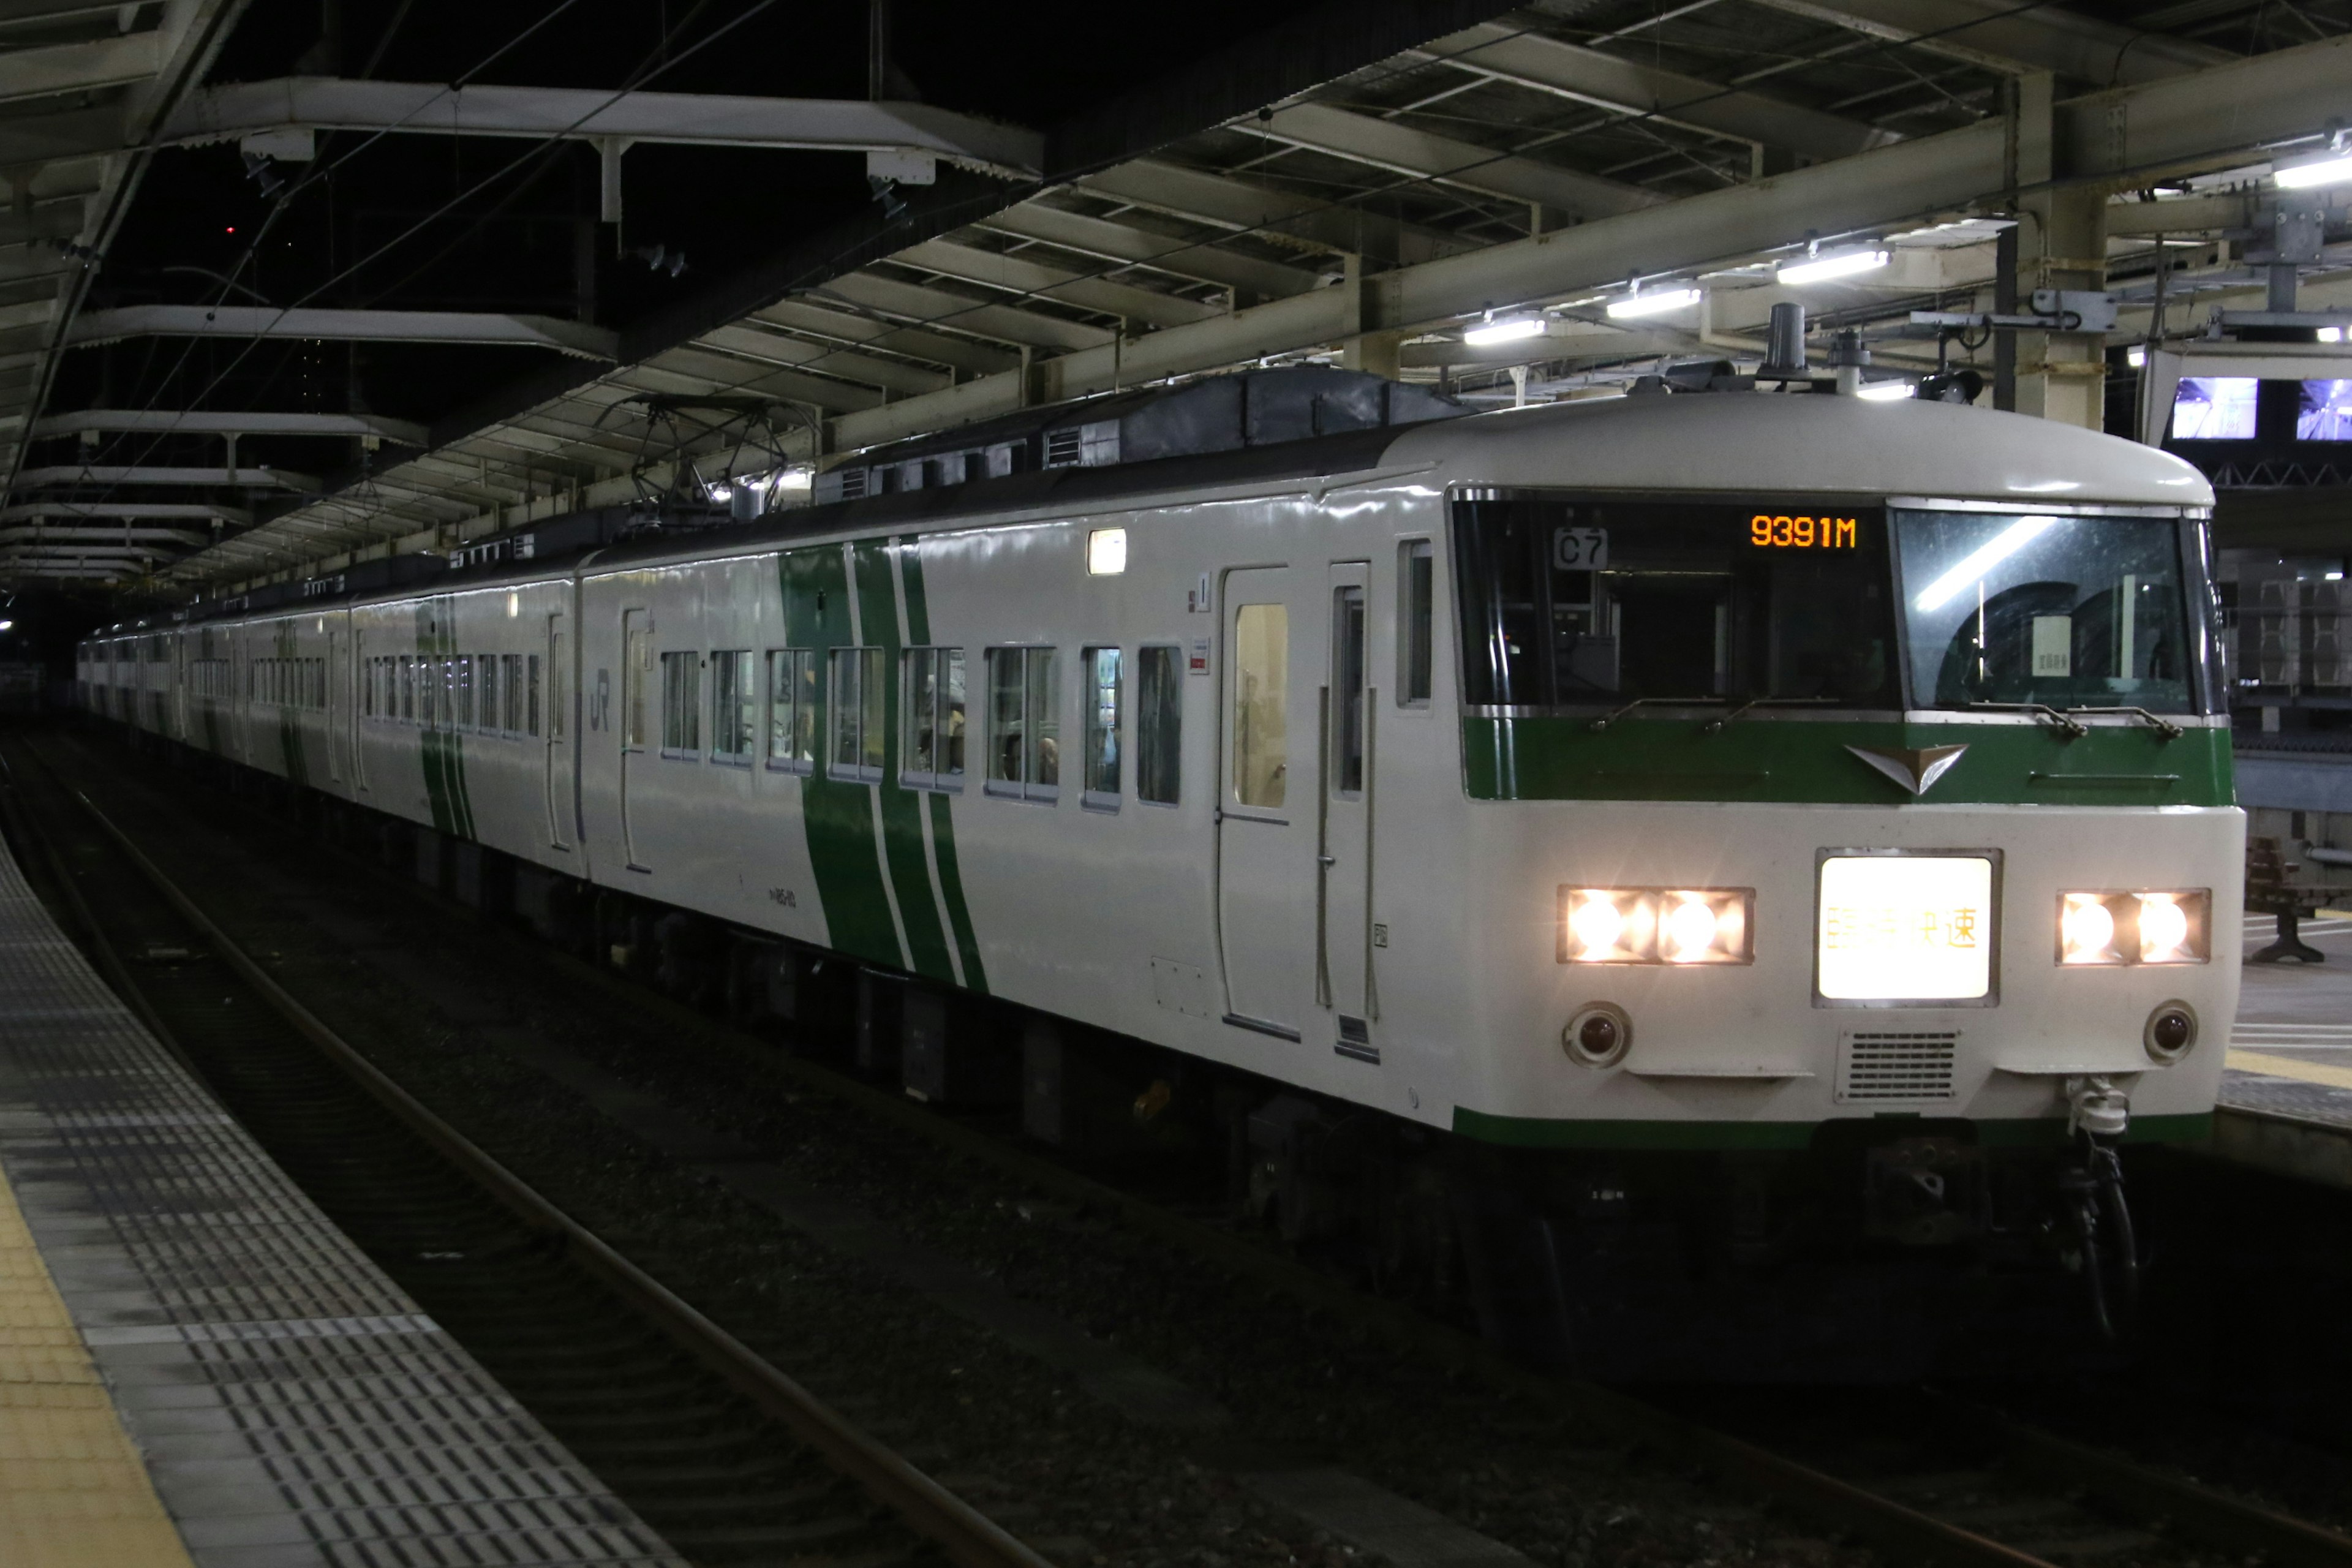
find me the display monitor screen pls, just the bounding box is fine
[2171,376,2259,440]
[2299,379,2352,440]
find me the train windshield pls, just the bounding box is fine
[1451,495,1901,710]
[1892,509,2199,715]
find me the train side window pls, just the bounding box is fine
[764,649,815,773]
[827,647,884,782]
[458,655,478,729]
[503,654,524,733]
[1123,643,1189,803]
[527,654,543,736]
[660,652,701,756]
[480,654,502,732]
[622,618,651,748]
[1333,585,1366,796]
[710,650,754,763]
[985,647,1060,802]
[1398,540,1434,706]
[1231,603,1288,809]
[1082,646,1121,809]
[900,647,965,791]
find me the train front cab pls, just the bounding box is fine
[1409,483,2239,1372]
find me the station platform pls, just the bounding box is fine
[0,834,682,1567]
[2217,911,2352,1189]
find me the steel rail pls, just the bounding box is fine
[47,767,1055,1568]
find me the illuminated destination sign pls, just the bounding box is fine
[1751,513,1860,549]
[1817,854,1995,1001]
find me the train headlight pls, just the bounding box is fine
[2059,893,2128,965]
[1558,888,1752,965]
[1562,889,1654,963]
[2056,890,2209,967]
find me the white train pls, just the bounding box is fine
[81,370,2239,1373]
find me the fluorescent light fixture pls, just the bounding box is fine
[1087,527,1127,576]
[1914,513,2060,611]
[0,620,12,631]
[2321,326,2346,344]
[2277,153,2352,189]
[1855,379,1914,401]
[1777,248,1889,286]
[1465,313,1544,346]
[1605,287,1701,320]
[2127,344,2147,368]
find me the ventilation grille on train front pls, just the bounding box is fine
[1836,1030,1960,1103]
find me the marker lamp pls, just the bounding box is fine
[1559,887,1753,965]
[2057,890,2209,966]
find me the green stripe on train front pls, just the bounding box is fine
[1461,717,2232,807]
[1453,1106,2215,1149]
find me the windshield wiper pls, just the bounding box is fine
[1703,695,1841,734]
[1587,696,1723,732]
[2066,705,2184,741]
[1959,700,2089,739]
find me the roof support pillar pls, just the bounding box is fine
[1337,254,1403,378]
[598,136,629,228]
[2010,72,2107,431]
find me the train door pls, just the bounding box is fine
[326,630,347,785]
[619,606,650,870]
[546,610,573,850]
[1319,562,1376,1047]
[1215,566,1316,1038]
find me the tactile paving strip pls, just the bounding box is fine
[0,835,686,1568]
[2222,1065,2352,1126]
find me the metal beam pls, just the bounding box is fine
[829,33,2352,452]
[17,464,318,489]
[978,201,1319,299]
[0,29,159,106]
[1419,21,1898,162]
[1752,0,2231,81]
[69,306,620,359]
[890,238,1221,330]
[1076,159,1468,265]
[0,524,206,546]
[815,272,1112,353]
[636,344,889,413]
[690,324,952,398]
[31,408,431,443]
[1251,102,1659,221]
[746,298,1023,377]
[160,78,1044,180]
[0,501,248,523]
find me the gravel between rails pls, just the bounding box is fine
[45,727,1882,1568]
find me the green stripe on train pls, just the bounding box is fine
[858,537,955,983]
[412,597,475,840]
[1462,717,2232,808]
[892,537,986,993]
[779,537,991,992]
[781,544,903,968]
[1452,1106,2214,1149]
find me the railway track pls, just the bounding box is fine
[0,735,1049,1568]
[23,722,2352,1568]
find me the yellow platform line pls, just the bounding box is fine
[2228,1049,2352,1092]
[0,1161,195,1568]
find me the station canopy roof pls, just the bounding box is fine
[2,0,2348,590]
